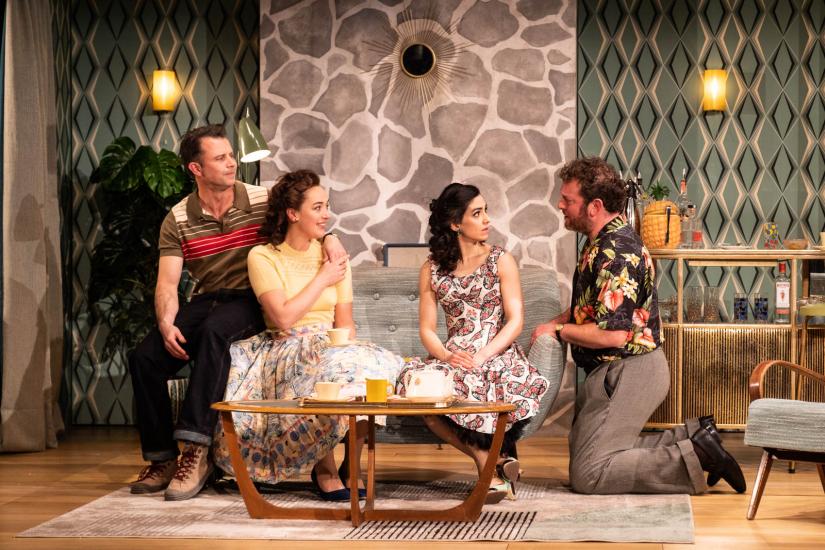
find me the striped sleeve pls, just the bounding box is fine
[158,211,183,257]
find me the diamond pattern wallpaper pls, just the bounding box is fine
[577,0,825,314]
[55,0,260,425]
[53,0,75,421]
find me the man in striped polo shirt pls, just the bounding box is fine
[128,124,344,500]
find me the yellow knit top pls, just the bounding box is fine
[247,240,352,330]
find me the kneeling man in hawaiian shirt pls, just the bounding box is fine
[533,157,745,495]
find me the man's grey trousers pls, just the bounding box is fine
[569,348,707,494]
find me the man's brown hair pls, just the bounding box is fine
[179,124,228,176]
[558,157,626,214]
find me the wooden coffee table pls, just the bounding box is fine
[212,399,515,526]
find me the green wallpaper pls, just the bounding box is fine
[56,0,260,425]
[577,0,825,310]
[53,0,74,423]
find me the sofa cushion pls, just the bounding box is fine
[351,266,444,359]
[744,398,825,453]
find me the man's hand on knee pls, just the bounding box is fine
[531,322,555,346]
[159,322,189,360]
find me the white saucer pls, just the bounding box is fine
[327,340,362,348]
[716,244,750,250]
[402,395,456,403]
[306,393,354,402]
[812,245,825,251]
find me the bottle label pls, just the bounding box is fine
[776,281,791,308]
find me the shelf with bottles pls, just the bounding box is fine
[645,243,823,427]
[661,322,793,329]
[650,249,825,334]
[648,248,825,261]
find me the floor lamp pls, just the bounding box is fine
[237,107,270,184]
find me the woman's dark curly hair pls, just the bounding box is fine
[428,182,481,273]
[259,170,321,246]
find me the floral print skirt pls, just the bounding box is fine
[397,342,548,435]
[213,323,404,484]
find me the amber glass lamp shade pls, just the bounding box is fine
[152,70,180,112]
[703,70,726,111]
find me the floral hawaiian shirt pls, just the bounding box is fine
[569,216,661,375]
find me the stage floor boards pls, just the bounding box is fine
[0,427,823,549]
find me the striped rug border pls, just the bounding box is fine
[344,510,536,541]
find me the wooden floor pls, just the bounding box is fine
[0,427,823,549]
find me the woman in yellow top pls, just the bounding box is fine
[213,170,403,501]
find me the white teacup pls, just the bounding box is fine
[327,328,350,345]
[315,381,341,400]
[820,231,825,247]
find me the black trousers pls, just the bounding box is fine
[128,289,264,462]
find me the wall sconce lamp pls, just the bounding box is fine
[152,70,180,112]
[237,107,271,184]
[703,70,727,112]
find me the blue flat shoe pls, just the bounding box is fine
[338,460,367,499]
[310,468,351,502]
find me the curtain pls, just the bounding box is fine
[0,0,62,452]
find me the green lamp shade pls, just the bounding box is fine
[238,116,271,163]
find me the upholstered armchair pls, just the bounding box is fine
[744,360,825,519]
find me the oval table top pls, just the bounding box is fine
[212,399,515,416]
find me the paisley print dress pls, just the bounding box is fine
[212,324,403,484]
[396,246,549,435]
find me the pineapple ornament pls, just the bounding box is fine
[641,180,681,249]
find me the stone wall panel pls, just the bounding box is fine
[313,73,367,127]
[278,0,331,57]
[268,60,323,107]
[377,126,412,182]
[262,0,575,277]
[429,103,487,161]
[458,1,519,47]
[497,80,553,125]
[492,48,546,81]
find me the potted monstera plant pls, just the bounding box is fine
[88,137,191,359]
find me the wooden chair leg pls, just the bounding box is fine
[747,450,774,520]
[817,464,825,494]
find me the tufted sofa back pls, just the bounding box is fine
[350,264,561,357]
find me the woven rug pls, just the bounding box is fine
[19,478,693,543]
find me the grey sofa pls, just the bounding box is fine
[351,264,565,444]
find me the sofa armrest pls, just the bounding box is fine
[519,333,565,439]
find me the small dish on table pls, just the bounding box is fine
[326,339,364,348]
[784,238,809,250]
[387,394,457,408]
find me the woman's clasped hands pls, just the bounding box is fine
[444,348,486,370]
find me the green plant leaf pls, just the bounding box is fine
[89,138,189,361]
[647,181,670,200]
[145,149,187,199]
[92,136,142,191]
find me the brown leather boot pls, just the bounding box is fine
[129,459,177,494]
[164,443,214,501]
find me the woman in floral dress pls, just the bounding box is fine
[212,170,403,500]
[397,183,549,502]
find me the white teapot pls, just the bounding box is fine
[405,367,455,398]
